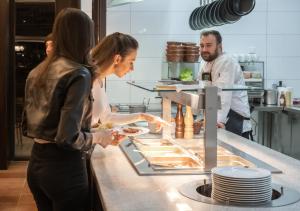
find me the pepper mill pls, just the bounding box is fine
[184,106,194,139]
[175,103,184,138]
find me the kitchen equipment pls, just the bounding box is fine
[264,89,277,105]
[189,0,255,30]
[129,104,146,113]
[232,0,256,16]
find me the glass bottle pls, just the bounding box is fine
[175,103,184,138]
[279,92,286,107]
[184,106,194,139]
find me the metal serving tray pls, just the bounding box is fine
[119,138,282,175]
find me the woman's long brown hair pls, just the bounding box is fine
[33,8,95,88]
[91,32,138,79]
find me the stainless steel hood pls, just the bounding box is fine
[107,0,143,7]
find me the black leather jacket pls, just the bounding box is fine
[22,57,94,151]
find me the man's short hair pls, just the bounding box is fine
[200,30,222,44]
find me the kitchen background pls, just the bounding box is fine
[81,0,300,105]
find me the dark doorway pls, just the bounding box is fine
[14,2,55,160]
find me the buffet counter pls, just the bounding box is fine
[90,129,300,211]
[252,104,300,160]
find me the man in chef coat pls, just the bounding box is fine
[198,30,252,139]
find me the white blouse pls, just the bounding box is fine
[91,80,141,126]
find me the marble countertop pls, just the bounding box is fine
[91,129,300,211]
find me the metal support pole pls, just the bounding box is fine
[204,86,218,171]
[162,97,172,139]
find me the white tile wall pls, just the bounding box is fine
[81,0,300,102]
[107,12,131,34]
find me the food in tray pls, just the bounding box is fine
[160,139,173,146]
[148,157,200,168]
[123,127,140,134]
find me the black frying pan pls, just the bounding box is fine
[189,7,199,30]
[232,0,256,16]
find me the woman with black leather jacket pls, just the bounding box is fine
[23,8,120,211]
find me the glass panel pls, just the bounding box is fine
[127,81,264,92]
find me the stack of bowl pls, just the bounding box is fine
[183,42,200,62]
[166,42,200,63]
[166,42,184,62]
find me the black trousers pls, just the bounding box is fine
[27,143,90,211]
[225,109,252,140]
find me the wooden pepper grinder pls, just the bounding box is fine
[184,106,194,139]
[175,103,184,138]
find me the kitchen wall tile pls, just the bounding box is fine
[222,35,266,57]
[131,11,197,35]
[130,58,163,81]
[131,0,199,12]
[106,81,131,104]
[253,0,267,11]
[268,35,300,57]
[107,4,130,11]
[129,81,161,104]
[268,0,300,11]
[267,57,300,80]
[215,12,266,35]
[268,12,300,34]
[107,12,131,34]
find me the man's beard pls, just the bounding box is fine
[201,49,219,62]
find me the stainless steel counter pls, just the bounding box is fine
[253,104,283,112]
[252,104,300,160]
[91,129,300,211]
[253,104,300,113]
[285,105,300,114]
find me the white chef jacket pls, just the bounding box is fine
[91,80,141,126]
[198,53,251,133]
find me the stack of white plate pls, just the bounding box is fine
[211,166,272,205]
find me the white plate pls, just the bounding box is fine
[212,191,272,200]
[212,179,271,189]
[212,192,271,203]
[117,126,150,137]
[212,189,272,199]
[212,173,271,181]
[213,184,272,194]
[212,175,271,185]
[212,166,271,179]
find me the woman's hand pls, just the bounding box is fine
[92,129,126,148]
[111,131,126,146]
[92,129,114,148]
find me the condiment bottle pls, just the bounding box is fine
[279,92,286,107]
[184,106,194,139]
[285,87,292,106]
[175,103,184,138]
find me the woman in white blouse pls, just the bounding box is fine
[91,32,164,129]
